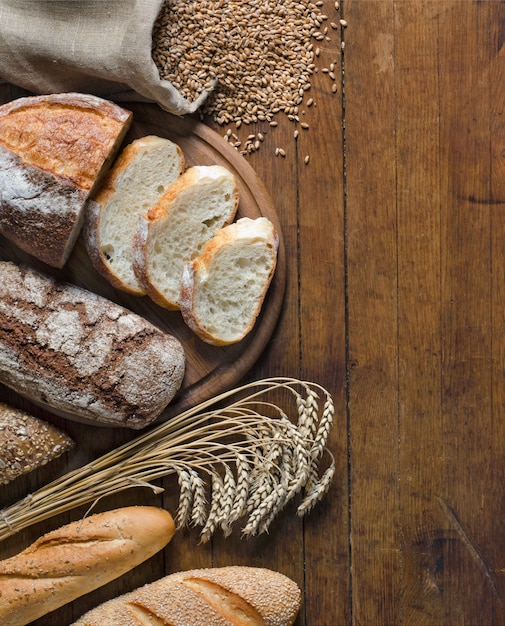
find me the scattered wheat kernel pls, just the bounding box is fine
[270,121,278,127]
[315,47,320,56]
[275,147,280,156]
[332,83,338,93]
[340,19,348,27]
[279,148,286,157]
[329,72,336,80]
[301,122,309,129]
[304,155,310,164]
[341,41,346,50]
[330,63,335,72]
[294,129,299,139]
[331,22,338,29]
[307,98,314,107]
[258,132,264,141]
[335,1,340,9]
[322,67,329,73]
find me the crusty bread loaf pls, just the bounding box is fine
[0,506,175,626]
[0,92,132,267]
[73,566,301,626]
[133,165,239,310]
[85,135,185,295]
[180,217,278,346]
[0,261,185,429]
[0,402,74,485]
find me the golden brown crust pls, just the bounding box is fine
[0,93,132,190]
[73,566,301,626]
[0,506,175,626]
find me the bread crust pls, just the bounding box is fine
[73,566,301,626]
[0,93,132,267]
[0,506,175,626]
[0,261,185,428]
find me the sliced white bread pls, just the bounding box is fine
[133,165,239,310]
[84,135,185,295]
[180,217,278,346]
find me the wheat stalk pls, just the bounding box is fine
[0,377,335,542]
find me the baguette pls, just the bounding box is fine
[0,402,74,485]
[133,165,239,310]
[0,261,185,429]
[0,93,132,268]
[85,135,185,295]
[0,506,176,626]
[180,217,278,346]
[73,566,301,626]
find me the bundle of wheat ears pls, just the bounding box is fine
[0,378,335,543]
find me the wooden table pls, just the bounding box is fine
[1,1,505,624]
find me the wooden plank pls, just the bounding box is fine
[296,2,348,624]
[344,1,401,623]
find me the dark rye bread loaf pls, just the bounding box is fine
[0,93,132,268]
[0,261,185,428]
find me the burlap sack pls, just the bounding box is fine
[0,0,211,115]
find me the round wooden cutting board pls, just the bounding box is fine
[0,99,286,426]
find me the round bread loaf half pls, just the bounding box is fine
[0,92,132,267]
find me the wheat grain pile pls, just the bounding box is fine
[152,0,339,131]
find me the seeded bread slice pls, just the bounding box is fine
[84,135,185,295]
[133,165,239,310]
[180,217,278,346]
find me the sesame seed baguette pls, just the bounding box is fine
[0,402,74,485]
[180,217,278,346]
[73,566,301,626]
[133,165,239,310]
[0,261,185,429]
[85,135,185,295]
[0,506,176,626]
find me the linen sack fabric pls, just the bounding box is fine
[0,0,211,115]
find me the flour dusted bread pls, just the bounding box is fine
[85,135,185,294]
[0,261,185,428]
[133,164,239,310]
[73,566,301,626]
[180,217,278,346]
[0,506,175,626]
[0,402,74,485]
[0,92,132,267]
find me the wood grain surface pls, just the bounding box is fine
[1,1,505,624]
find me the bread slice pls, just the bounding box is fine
[85,135,185,295]
[133,165,239,310]
[180,217,278,346]
[72,566,301,626]
[0,403,74,485]
[0,93,132,267]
